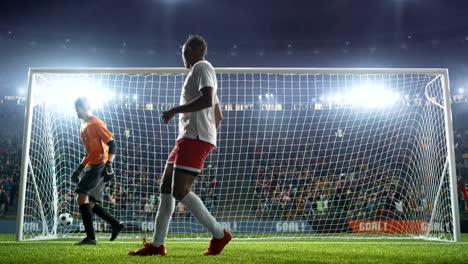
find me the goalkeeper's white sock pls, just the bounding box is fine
[152,193,175,247]
[181,192,224,239]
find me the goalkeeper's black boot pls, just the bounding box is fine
[74,237,97,245]
[110,222,125,241]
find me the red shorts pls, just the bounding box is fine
[167,138,214,175]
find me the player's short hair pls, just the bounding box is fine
[74,96,91,110]
[184,35,208,55]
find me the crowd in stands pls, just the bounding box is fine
[454,104,468,214]
[253,158,429,221]
[0,103,23,217]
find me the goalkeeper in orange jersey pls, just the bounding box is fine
[72,97,124,245]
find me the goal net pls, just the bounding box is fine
[17,68,460,241]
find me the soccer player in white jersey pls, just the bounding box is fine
[129,35,231,256]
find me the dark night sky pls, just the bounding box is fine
[1,0,468,95]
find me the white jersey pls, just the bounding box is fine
[177,60,219,146]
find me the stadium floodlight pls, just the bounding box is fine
[346,84,400,108]
[458,88,464,94]
[17,67,460,243]
[37,78,112,115]
[330,94,344,105]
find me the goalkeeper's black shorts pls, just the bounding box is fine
[75,163,106,203]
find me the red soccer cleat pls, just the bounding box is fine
[128,238,167,256]
[203,230,232,256]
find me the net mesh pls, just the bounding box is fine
[20,70,456,241]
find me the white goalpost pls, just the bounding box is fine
[17,68,461,242]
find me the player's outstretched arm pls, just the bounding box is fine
[161,86,213,124]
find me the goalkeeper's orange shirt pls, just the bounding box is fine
[80,116,113,166]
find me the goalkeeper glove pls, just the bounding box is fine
[71,164,85,183]
[103,160,114,182]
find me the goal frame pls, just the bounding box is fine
[16,67,461,242]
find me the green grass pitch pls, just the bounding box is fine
[1,234,468,263]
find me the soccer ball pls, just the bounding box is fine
[59,213,73,227]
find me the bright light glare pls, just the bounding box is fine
[324,84,399,108]
[329,94,344,105]
[40,79,113,115]
[346,84,399,108]
[459,88,464,94]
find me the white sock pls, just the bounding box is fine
[181,192,224,239]
[152,194,175,247]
